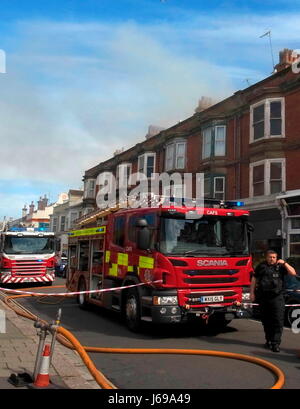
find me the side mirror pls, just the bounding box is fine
[136,219,151,250]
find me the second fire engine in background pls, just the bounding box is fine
[0,227,56,286]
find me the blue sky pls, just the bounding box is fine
[1,0,300,219]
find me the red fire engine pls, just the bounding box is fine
[66,199,253,331]
[0,227,56,286]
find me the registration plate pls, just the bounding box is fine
[200,295,224,303]
[23,278,35,283]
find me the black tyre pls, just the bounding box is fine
[77,278,88,309]
[124,288,142,332]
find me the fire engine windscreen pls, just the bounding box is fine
[3,236,55,255]
[160,217,249,256]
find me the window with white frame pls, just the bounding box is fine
[60,216,66,232]
[202,128,212,159]
[250,158,285,197]
[96,172,114,193]
[202,125,226,159]
[70,212,78,228]
[204,178,211,198]
[163,183,185,199]
[88,180,95,198]
[250,98,285,142]
[165,144,175,171]
[116,163,132,187]
[84,179,96,198]
[203,175,225,199]
[214,126,226,156]
[214,177,225,200]
[138,153,156,178]
[52,218,58,232]
[165,140,186,171]
[176,142,186,169]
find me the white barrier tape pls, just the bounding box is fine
[0,280,163,297]
[242,302,300,308]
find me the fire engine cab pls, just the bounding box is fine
[66,199,253,331]
[0,227,56,285]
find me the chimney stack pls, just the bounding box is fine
[22,205,27,218]
[145,125,165,139]
[275,48,300,72]
[29,201,35,215]
[37,197,44,211]
[43,195,48,208]
[195,96,215,113]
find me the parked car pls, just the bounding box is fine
[284,274,300,327]
[55,256,68,278]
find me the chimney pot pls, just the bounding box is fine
[275,48,300,72]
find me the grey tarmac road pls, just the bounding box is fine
[9,278,300,389]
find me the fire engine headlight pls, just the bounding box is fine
[153,296,178,306]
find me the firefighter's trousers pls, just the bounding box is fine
[258,294,285,345]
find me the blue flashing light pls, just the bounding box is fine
[236,201,244,207]
[8,226,50,232]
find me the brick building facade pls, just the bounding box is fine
[80,49,300,266]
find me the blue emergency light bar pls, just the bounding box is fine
[165,197,245,209]
[9,227,50,232]
[224,200,245,208]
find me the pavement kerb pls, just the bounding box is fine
[0,299,99,389]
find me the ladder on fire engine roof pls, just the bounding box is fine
[76,195,161,227]
[75,195,245,228]
[76,195,172,227]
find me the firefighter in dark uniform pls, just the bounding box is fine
[250,250,297,352]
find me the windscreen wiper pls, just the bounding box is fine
[182,250,211,256]
[223,251,248,256]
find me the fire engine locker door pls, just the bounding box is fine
[89,238,104,300]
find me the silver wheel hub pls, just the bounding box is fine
[126,296,137,320]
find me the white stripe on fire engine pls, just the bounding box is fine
[242,301,300,307]
[0,280,163,297]
[1,275,54,284]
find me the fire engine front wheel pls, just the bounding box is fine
[124,288,142,332]
[77,278,88,309]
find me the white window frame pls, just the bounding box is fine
[84,178,96,198]
[165,140,186,171]
[88,180,95,198]
[163,184,186,199]
[204,177,211,198]
[175,142,186,169]
[213,176,225,200]
[116,163,132,187]
[202,128,212,159]
[60,215,66,232]
[137,152,156,179]
[52,217,58,232]
[165,144,175,171]
[250,97,285,143]
[70,212,78,228]
[214,126,226,156]
[96,172,114,194]
[249,158,286,197]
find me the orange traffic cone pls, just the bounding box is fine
[34,344,51,388]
